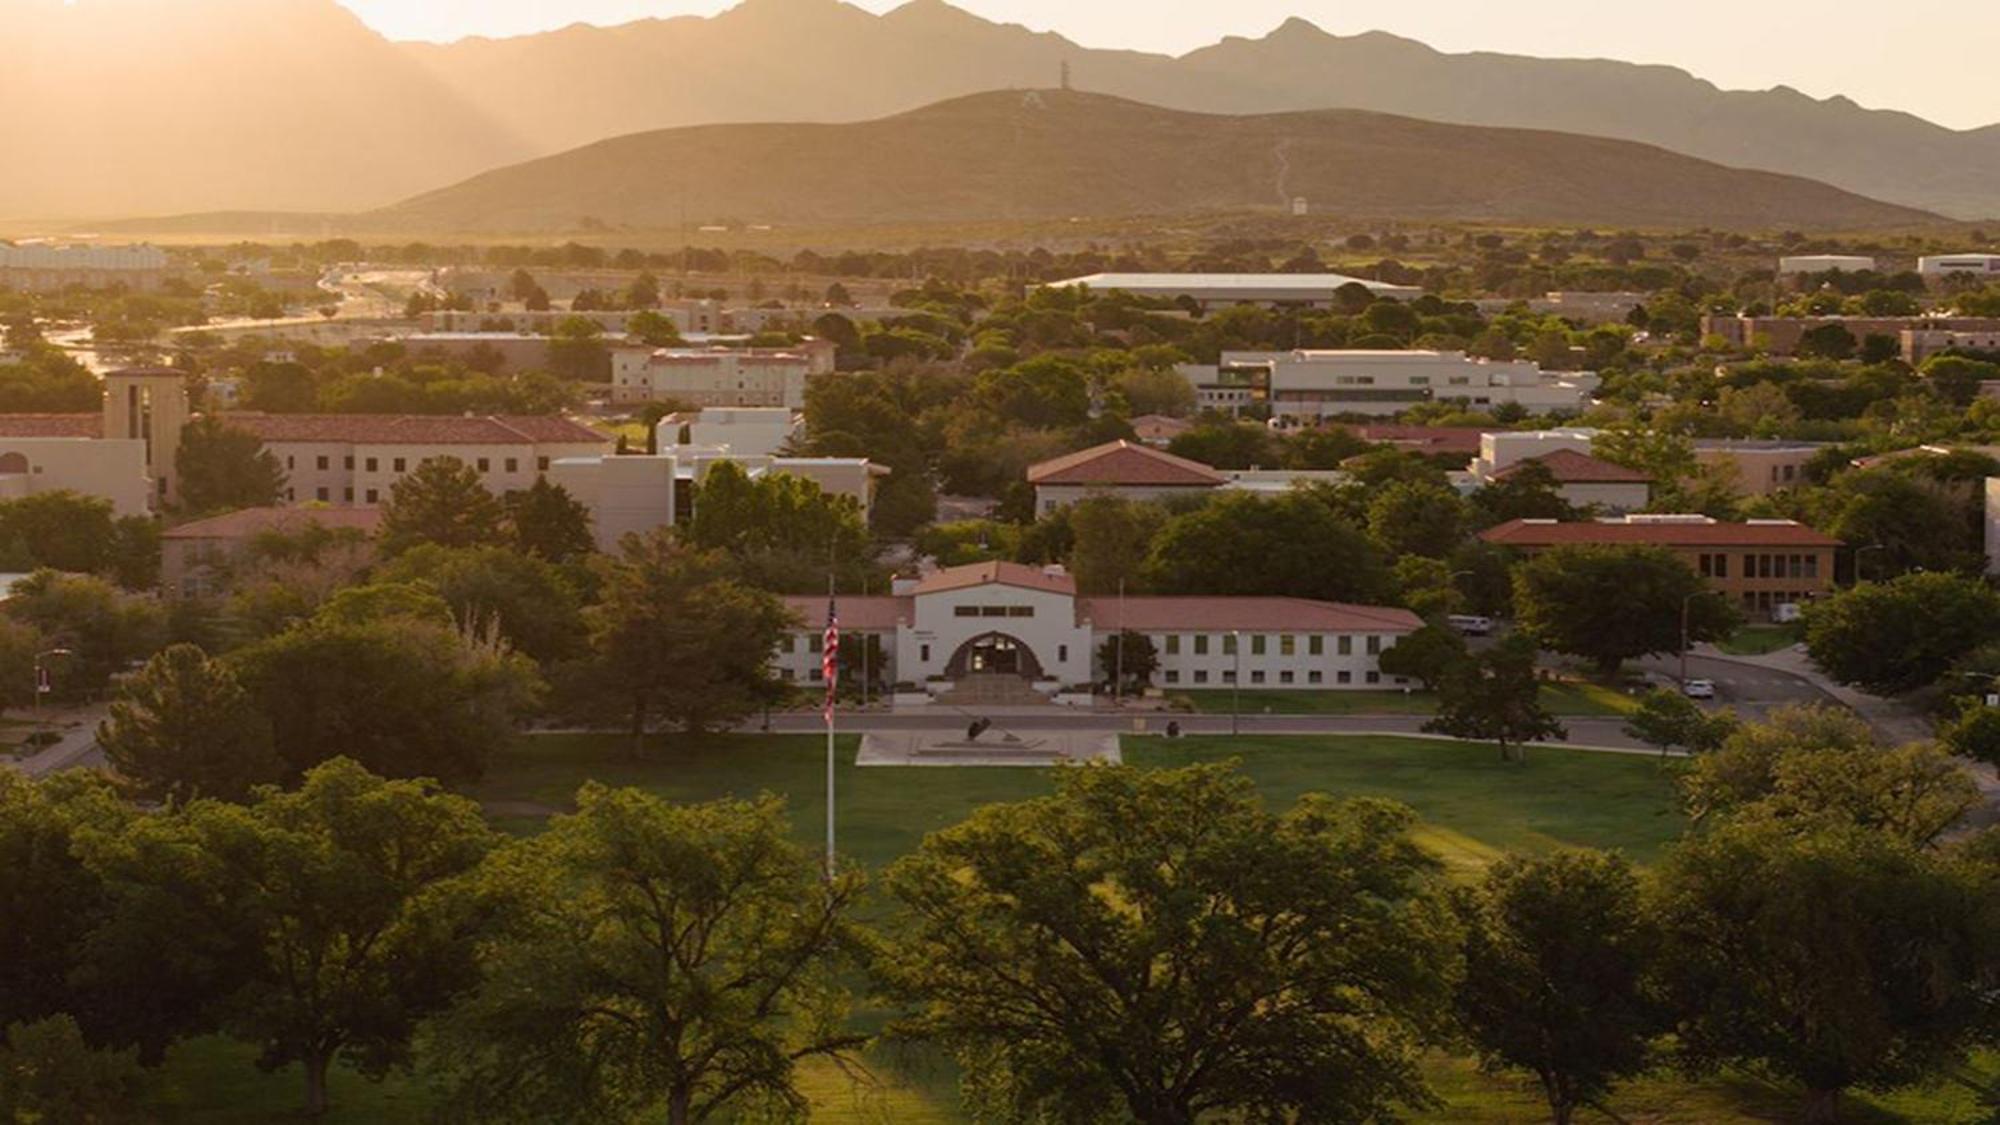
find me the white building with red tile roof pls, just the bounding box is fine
[160,506,383,598]
[1027,440,1227,515]
[773,560,1422,696]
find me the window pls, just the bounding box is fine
[315,487,329,501]
[1804,554,1820,579]
[1280,635,1296,656]
[1366,671,1381,684]
[366,457,378,472]
[809,667,823,683]
[505,458,519,473]
[342,487,353,502]
[1279,670,1295,684]
[286,456,295,470]
[920,644,931,662]
[1338,636,1353,656]
[955,606,979,617]
[1250,635,1267,656]
[537,457,550,472]
[1007,606,1034,618]
[780,635,796,653]
[1337,671,1352,684]
[1058,645,1069,663]
[1194,635,1210,656]
[1308,670,1323,685]
[1366,636,1382,656]
[1194,670,1209,685]
[316,456,329,471]
[1164,635,1180,656]
[981,606,1008,617]
[344,456,354,470]
[809,635,823,654]
[477,458,490,473]
[1222,634,1238,656]
[779,668,796,681]
[1714,553,1729,579]
[365,489,378,504]
[393,458,406,473]
[1250,670,1266,685]
[1309,635,1324,656]
[1165,671,1180,685]
[1222,670,1236,684]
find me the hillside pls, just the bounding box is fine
[399,0,2000,219]
[373,91,1937,233]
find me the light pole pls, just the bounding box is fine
[1855,543,1887,584]
[1113,579,1126,708]
[31,648,72,720]
[1230,630,1242,737]
[1679,593,1699,685]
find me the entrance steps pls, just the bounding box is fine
[934,674,1053,709]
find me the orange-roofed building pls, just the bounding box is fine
[1025,440,1226,514]
[160,506,384,599]
[1481,515,1842,616]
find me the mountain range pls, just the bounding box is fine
[6,0,1996,223]
[376,91,1934,232]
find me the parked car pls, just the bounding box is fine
[1682,679,1717,699]
[1447,614,1494,636]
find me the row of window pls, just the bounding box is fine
[1162,633,1384,658]
[284,454,551,475]
[1164,669,1396,687]
[953,605,1035,619]
[1696,552,1823,581]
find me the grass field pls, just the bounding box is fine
[1716,624,1804,656]
[1176,681,1640,718]
[135,732,1996,1123]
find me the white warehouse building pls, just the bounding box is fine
[1919,254,2000,278]
[1778,254,1878,275]
[770,561,1423,694]
[1254,350,1598,421]
[1042,272,1424,308]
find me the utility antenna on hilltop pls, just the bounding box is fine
[1060,60,1072,91]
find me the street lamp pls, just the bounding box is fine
[31,648,72,719]
[1230,630,1242,737]
[1679,593,1699,685]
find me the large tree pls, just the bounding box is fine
[503,476,594,563]
[1649,819,1996,1124]
[1065,496,1165,595]
[1454,851,1660,1125]
[1514,544,1737,674]
[429,786,864,1125]
[378,545,587,664]
[1423,633,1567,763]
[1804,572,2000,695]
[229,620,541,783]
[581,533,794,743]
[881,763,1457,1125]
[379,457,506,554]
[682,460,875,593]
[1621,688,1740,759]
[113,760,495,1115]
[2,570,167,698]
[1366,479,1467,559]
[97,643,282,803]
[0,491,119,574]
[1143,491,1390,603]
[174,417,285,513]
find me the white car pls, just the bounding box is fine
[1682,679,1717,700]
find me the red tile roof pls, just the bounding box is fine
[0,413,102,438]
[162,506,384,541]
[1482,518,1842,548]
[1129,414,1193,442]
[1496,448,1652,483]
[1353,425,1486,457]
[913,561,1079,597]
[780,595,910,630]
[1083,597,1422,634]
[1027,440,1224,487]
[216,413,610,446]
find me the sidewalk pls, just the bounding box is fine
[5,706,108,779]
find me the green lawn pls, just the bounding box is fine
[1176,681,1640,718]
[1716,623,1803,656]
[136,733,1994,1123]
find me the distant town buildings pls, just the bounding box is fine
[1701,314,2000,359]
[1024,440,1347,515]
[609,340,836,407]
[1482,515,1842,616]
[1043,272,1424,308]
[769,560,1423,695]
[1206,350,1598,422]
[223,413,612,507]
[0,242,169,292]
[1469,430,1650,512]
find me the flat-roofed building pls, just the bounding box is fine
[657,407,801,459]
[1701,315,2000,357]
[1044,272,1424,308]
[550,450,887,553]
[1779,254,1878,275]
[0,415,151,516]
[609,342,835,407]
[1904,327,2000,364]
[1693,439,1828,496]
[1919,253,2000,278]
[1482,515,1842,616]
[0,243,169,291]
[1254,351,1595,421]
[769,561,1423,694]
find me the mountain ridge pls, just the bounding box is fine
[371,89,1937,233]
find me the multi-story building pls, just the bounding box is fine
[658,407,802,458]
[769,561,1423,693]
[549,449,887,552]
[1243,350,1595,421]
[0,243,169,292]
[1904,327,2000,364]
[160,506,382,599]
[0,368,188,513]
[1482,515,1842,616]
[1174,354,1273,413]
[1778,254,1878,275]
[1692,439,1827,497]
[1025,440,1349,516]
[1044,272,1424,308]
[609,341,836,407]
[1702,315,2000,358]
[224,413,612,507]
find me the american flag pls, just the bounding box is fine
[822,598,840,725]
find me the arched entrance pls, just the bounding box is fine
[944,633,1046,680]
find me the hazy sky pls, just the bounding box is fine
[336,0,1998,130]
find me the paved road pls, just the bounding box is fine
[1632,652,1831,718]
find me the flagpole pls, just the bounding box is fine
[825,571,837,882]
